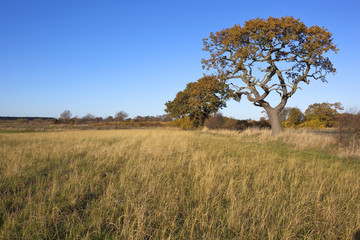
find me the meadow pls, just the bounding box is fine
[0,128,359,239]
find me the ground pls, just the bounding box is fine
[0,129,359,239]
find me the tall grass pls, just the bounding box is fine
[1,129,359,239]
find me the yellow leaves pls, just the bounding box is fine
[202,16,337,77]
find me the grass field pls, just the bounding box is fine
[0,129,359,239]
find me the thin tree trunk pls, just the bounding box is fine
[265,107,283,135]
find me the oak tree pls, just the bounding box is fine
[202,16,338,135]
[165,75,228,127]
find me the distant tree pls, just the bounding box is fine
[202,16,338,135]
[115,111,128,121]
[60,110,72,123]
[133,116,144,122]
[165,75,228,127]
[302,102,343,128]
[94,117,103,123]
[281,107,304,128]
[82,113,96,123]
[105,116,114,122]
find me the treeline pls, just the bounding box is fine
[165,102,348,130]
[168,114,271,130]
[54,102,354,132]
[54,110,174,125]
[280,102,343,129]
[0,117,54,121]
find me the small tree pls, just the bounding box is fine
[59,110,72,123]
[165,75,228,127]
[115,111,128,122]
[281,107,304,128]
[82,113,96,123]
[202,16,338,135]
[105,116,114,122]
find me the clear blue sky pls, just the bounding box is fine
[1,0,359,119]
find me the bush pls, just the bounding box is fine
[205,114,225,129]
[300,119,327,129]
[337,112,360,154]
[205,114,271,131]
[16,118,29,124]
[222,118,239,130]
[168,117,197,130]
[251,119,271,129]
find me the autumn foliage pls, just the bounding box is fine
[202,16,338,135]
[165,76,228,127]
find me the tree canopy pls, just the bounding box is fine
[202,16,338,135]
[303,102,343,128]
[165,76,228,127]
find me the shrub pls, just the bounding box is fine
[169,116,197,130]
[249,119,271,129]
[16,118,29,124]
[205,114,225,129]
[50,118,59,124]
[300,119,327,129]
[222,118,239,130]
[337,112,360,155]
[205,114,271,131]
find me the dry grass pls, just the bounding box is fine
[1,129,359,239]
[203,127,360,157]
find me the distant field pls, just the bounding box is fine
[0,129,359,239]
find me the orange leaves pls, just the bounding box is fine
[202,16,338,80]
[164,76,228,127]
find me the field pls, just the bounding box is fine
[1,129,359,239]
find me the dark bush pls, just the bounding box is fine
[205,114,225,129]
[222,118,239,130]
[205,114,271,131]
[252,119,271,129]
[236,120,251,130]
[337,112,360,154]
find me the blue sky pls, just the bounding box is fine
[1,0,359,119]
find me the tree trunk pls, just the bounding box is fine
[265,107,283,135]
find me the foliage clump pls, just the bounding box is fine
[280,102,343,129]
[165,76,228,127]
[301,102,343,128]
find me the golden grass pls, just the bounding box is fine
[0,129,359,239]
[202,127,360,158]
